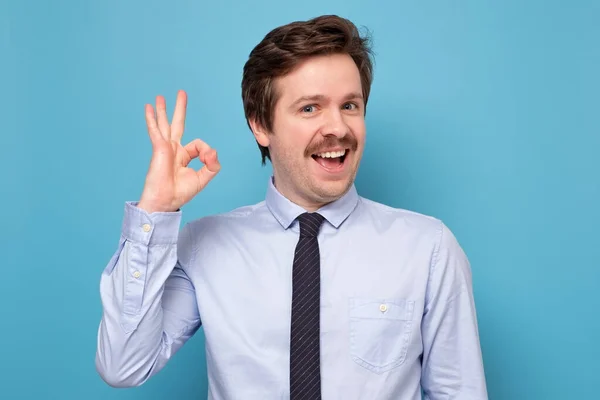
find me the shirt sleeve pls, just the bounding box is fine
[95,201,201,388]
[420,222,488,399]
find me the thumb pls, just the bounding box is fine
[196,149,220,186]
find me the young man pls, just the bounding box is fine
[96,15,488,400]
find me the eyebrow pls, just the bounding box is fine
[289,92,364,109]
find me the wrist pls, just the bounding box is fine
[123,202,182,245]
[137,201,179,214]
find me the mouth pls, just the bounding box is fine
[310,149,348,172]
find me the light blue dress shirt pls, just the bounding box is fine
[96,177,488,399]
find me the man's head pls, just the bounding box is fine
[242,15,374,210]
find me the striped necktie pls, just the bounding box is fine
[290,212,325,399]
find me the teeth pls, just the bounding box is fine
[316,150,346,158]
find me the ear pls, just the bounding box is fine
[249,118,271,148]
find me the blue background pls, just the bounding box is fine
[2,0,598,399]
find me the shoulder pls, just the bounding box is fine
[357,196,470,279]
[356,196,467,261]
[357,196,445,239]
[176,200,269,263]
[184,200,268,235]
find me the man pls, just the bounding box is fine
[95,14,488,399]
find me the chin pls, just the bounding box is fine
[309,176,355,201]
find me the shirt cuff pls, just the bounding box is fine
[121,201,182,245]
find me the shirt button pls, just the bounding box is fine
[379,304,388,312]
[133,271,141,278]
[142,223,151,232]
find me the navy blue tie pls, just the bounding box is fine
[290,212,325,399]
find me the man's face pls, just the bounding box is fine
[253,53,367,210]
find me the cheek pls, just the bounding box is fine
[349,118,366,140]
[271,131,308,159]
[280,122,317,149]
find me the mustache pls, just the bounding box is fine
[305,135,358,157]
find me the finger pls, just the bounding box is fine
[201,148,221,174]
[155,95,171,140]
[183,140,220,187]
[171,90,187,143]
[144,104,163,144]
[196,163,219,189]
[196,149,220,188]
[183,139,213,166]
[184,139,221,173]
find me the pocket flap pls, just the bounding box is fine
[349,297,414,320]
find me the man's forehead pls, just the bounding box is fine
[277,85,363,105]
[275,64,362,101]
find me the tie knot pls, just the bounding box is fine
[297,212,325,237]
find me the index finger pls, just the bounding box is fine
[171,90,187,143]
[183,138,212,164]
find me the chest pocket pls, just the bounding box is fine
[349,297,415,374]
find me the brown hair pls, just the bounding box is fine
[241,15,375,164]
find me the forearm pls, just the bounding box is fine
[95,202,199,387]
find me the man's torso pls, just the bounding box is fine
[181,195,442,399]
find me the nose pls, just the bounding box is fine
[321,109,348,138]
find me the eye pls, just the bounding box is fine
[301,105,316,113]
[343,102,358,111]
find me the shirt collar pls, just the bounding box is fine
[265,176,359,230]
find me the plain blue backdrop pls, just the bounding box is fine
[2,0,599,399]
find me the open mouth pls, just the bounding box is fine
[311,149,348,171]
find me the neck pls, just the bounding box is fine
[271,176,330,212]
[271,175,355,213]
